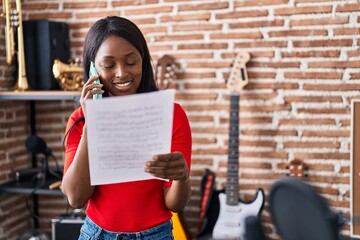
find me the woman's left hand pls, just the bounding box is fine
[145,152,189,182]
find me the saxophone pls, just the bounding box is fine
[52,59,84,91]
[1,0,29,91]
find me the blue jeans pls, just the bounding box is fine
[78,216,174,240]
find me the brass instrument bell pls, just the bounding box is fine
[52,59,84,91]
[1,0,29,91]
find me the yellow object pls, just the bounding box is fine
[172,212,188,240]
[52,59,84,91]
[2,0,30,91]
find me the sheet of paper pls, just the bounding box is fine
[85,89,175,185]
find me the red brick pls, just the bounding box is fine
[290,16,349,26]
[283,95,342,103]
[293,39,353,47]
[274,5,332,15]
[140,26,168,34]
[235,0,288,7]
[230,20,285,29]
[334,27,360,36]
[63,2,107,9]
[336,3,360,12]
[160,13,211,22]
[306,174,349,184]
[210,32,263,40]
[303,84,360,91]
[192,137,216,145]
[178,43,228,50]
[350,73,360,80]
[281,50,340,58]
[75,11,120,19]
[242,129,297,137]
[216,10,268,19]
[112,0,158,7]
[154,34,204,42]
[173,23,222,32]
[298,107,349,115]
[246,82,299,90]
[175,93,218,101]
[28,12,73,20]
[283,141,340,148]
[178,2,229,11]
[249,61,300,68]
[221,116,273,124]
[347,49,360,57]
[269,29,328,38]
[280,118,337,126]
[125,6,172,15]
[302,130,350,138]
[308,60,360,68]
[176,72,216,80]
[23,2,59,10]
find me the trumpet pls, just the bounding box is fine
[52,59,84,91]
[1,0,29,91]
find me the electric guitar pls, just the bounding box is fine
[212,52,265,239]
[156,54,191,240]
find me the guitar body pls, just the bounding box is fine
[212,189,265,239]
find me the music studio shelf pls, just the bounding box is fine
[0,90,80,229]
[0,90,81,101]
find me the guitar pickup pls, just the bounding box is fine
[224,206,242,213]
[224,220,241,226]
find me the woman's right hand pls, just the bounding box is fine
[79,75,104,117]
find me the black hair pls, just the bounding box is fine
[83,16,158,93]
[64,16,158,146]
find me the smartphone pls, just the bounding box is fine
[89,61,102,99]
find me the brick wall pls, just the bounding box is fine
[1,0,360,239]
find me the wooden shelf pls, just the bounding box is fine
[0,90,81,101]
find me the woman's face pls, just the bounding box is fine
[94,35,142,96]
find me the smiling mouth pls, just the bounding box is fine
[114,81,132,88]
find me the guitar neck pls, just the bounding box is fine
[226,93,239,206]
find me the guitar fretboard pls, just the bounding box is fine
[226,93,239,206]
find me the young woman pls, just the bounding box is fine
[61,16,192,240]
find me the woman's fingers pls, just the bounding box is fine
[144,152,188,180]
[82,76,102,96]
[80,75,104,106]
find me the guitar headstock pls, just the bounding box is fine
[286,159,308,178]
[155,54,175,90]
[227,51,250,93]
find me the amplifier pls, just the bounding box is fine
[52,216,84,240]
